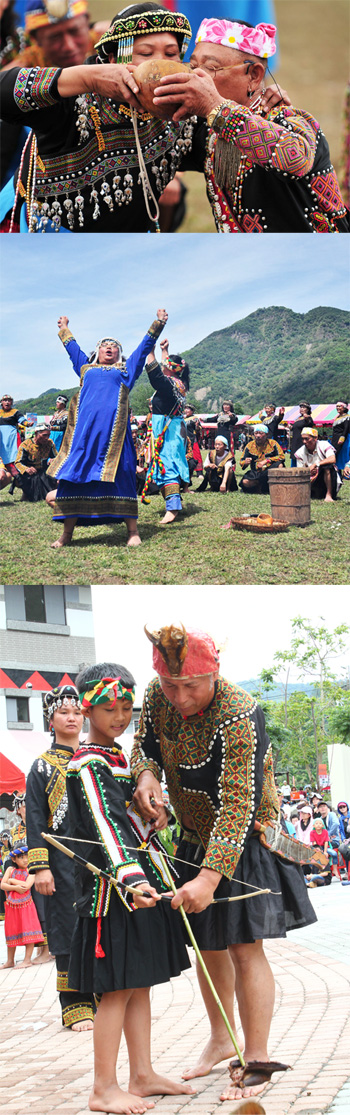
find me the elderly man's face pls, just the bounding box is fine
[302,435,317,452]
[254,431,268,447]
[190,42,263,104]
[159,672,218,717]
[35,431,50,446]
[34,15,90,69]
[1,397,13,410]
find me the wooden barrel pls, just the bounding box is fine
[268,468,311,525]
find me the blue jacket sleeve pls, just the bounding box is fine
[125,320,165,390]
[59,328,88,377]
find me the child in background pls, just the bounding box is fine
[305,817,332,887]
[0,843,44,968]
[66,662,195,1115]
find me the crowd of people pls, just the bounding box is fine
[0,1,348,234]
[1,374,349,543]
[1,626,348,1110]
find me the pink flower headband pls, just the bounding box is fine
[195,19,276,59]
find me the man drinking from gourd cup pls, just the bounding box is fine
[152,16,348,232]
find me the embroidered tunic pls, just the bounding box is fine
[204,102,349,233]
[131,676,279,880]
[241,436,285,471]
[0,65,196,232]
[26,742,79,953]
[15,434,57,473]
[48,319,163,523]
[0,406,27,465]
[146,359,189,498]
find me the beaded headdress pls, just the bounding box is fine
[43,684,80,722]
[195,19,276,59]
[13,792,26,808]
[25,1,88,33]
[95,4,192,65]
[79,677,135,708]
[144,624,220,678]
[56,395,69,404]
[88,339,124,366]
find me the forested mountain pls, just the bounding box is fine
[15,305,349,416]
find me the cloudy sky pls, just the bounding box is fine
[1,235,349,400]
[92,583,350,704]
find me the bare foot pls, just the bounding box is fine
[89,1084,154,1113]
[160,511,178,524]
[15,960,33,968]
[31,947,53,965]
[129,1070,196,1097]
[127,533,142,547]
[220,1080,267,1101]
[182,1035,243,1080]
[0,961,15,969]
[324,494,334,502]
[71,1019,94,1031]
[51,531,73,549]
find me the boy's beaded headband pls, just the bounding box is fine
[80,677,135,709]
[95,8,192,65]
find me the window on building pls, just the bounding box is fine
[6,696,30,725]
[5,585,66,626]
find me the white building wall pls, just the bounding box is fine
[327,744,350,807]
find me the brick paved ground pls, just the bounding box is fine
[1,881,349,1115]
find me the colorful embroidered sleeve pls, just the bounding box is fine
[201,703,269,878]
[212,103,317,177]
[14,441,30,474]
[13,67,61,113]
[67,751,149,913]
[256,743,279,828]
[267,439,285,464]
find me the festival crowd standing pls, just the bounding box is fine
[65,661,196,1113]
[26,684,95,1029]
[131,623,316,1102]
[45,308,167,548]
[0,842,44,968]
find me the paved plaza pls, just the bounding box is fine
[0,881,349,1115]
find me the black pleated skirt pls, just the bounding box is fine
[175,834,317,950]
[68,887,191,996]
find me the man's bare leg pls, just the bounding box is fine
[126,987,196,1096]
[32,943,52,964]
[182,949,242,1080]
[220,940,275,1101]
[323,467,335,502]
[126,518,142,547]
[51,516,77,549]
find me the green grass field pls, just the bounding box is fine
[1,462,348,586]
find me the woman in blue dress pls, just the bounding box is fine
[46,308,167,548]
[144,336,190,524]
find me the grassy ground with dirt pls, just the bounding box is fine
[1,460,348,585]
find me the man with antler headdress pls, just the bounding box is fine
[131,623,316,1102]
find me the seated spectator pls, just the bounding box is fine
[239,423,284,494]
[295,428,339,501]
[304,863,332,888]
[196,436,237,493]
[258,404,285,441]
[337,801,350,867]
[294,805,313,845]
[318,801,341,847]
[310,792,323,817]
[13,425,57,502]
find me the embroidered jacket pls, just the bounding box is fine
[241,437,285,470]
[66,743,174,917]
[15,435,57,473]
[130,677,279,879]
[204,101,348,233]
